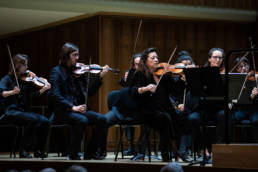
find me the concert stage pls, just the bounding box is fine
[0,152,257,172]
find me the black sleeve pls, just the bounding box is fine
[0,75,9,97]
[119,70,131,87]
[129,71,148,99]
[49,68,74,109]
[119,77,126,87]
[86,74,103,97]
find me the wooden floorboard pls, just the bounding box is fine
[0,152,256,172]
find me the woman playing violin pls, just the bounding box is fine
[129,47,185,162]
[170,50,200,162]
[233,57,258,128]
[48,42,108,160]
[0,54,51,158]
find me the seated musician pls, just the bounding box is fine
[0,54,51,158]
[129,47,185,162]
[106,53,141,156]
[233,57,258,141]
[48,42,108,160]
[171,50,200,162]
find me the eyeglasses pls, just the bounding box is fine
[211,56,223,60]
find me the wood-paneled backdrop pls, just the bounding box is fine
[0,12,257,149]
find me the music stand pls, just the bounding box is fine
[184,68,247,166]
[220,73,248,104]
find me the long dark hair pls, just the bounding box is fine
[137,47,157,78]
[59,42,79,66]
[8,54,28,75]
[129,53,142,70]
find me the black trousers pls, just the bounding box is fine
[5,109,50,152]
[53,110,107,156]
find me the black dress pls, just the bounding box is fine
[129,71,184,153]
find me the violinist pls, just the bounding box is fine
[129,47,185,162]
[106,53,141,156]
[0,54,51,158]
[48,42,108,160]
[171,50,199,162]
[233,57,258,129]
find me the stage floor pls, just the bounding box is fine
[0,152,256,172]
[0,152,213,171]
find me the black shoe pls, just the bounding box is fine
[68,154,81,160]
[177,152,193,162]
[84,152,105,160]
[19,150,32,158]
[161,151,171,162]
[34,151,48,158]
[92,152,105,160]
[123,149,134,156]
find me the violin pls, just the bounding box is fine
[155,63,186,76]
[154,63,186,76]
[247,70,258,81]
[21,70,49,88]
[73,63,120,75]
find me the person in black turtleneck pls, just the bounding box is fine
[171,50,199,162]
[106,53,141,156]
[0,54,51,158]
[48,42,108,160]
[129,47,185,162]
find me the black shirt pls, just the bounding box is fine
[0,74,40,112]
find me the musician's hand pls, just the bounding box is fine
[177,104,184,112]
[39,79,51,94]
[100,65,110,78]
[12,86,20,95]
[186,64,196,68]
[228,103,233,110]
[181,74,186,81]
[146,84,156,93]
[124,71,129,82]
[72,104,87,113]
[251,87,258,99]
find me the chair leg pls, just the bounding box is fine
[114,126,119,155]
[17,126,25,158]
[115,124,122,161]
[44,126,53,160]
[147,130,151,162]
[120,125,124,159]
[10,126,19,158]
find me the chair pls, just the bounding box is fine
[0,114,20,158]
[43,114,72,160]
[235,120,258,143]
[108,88,152,162]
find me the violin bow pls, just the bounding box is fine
[7,44,20,90]
[85,58,91,106]
[131,19,142,58]
[230,44,255,73]
[250,38,258,88]
[232,38,256,105]
[155,45,178,91]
